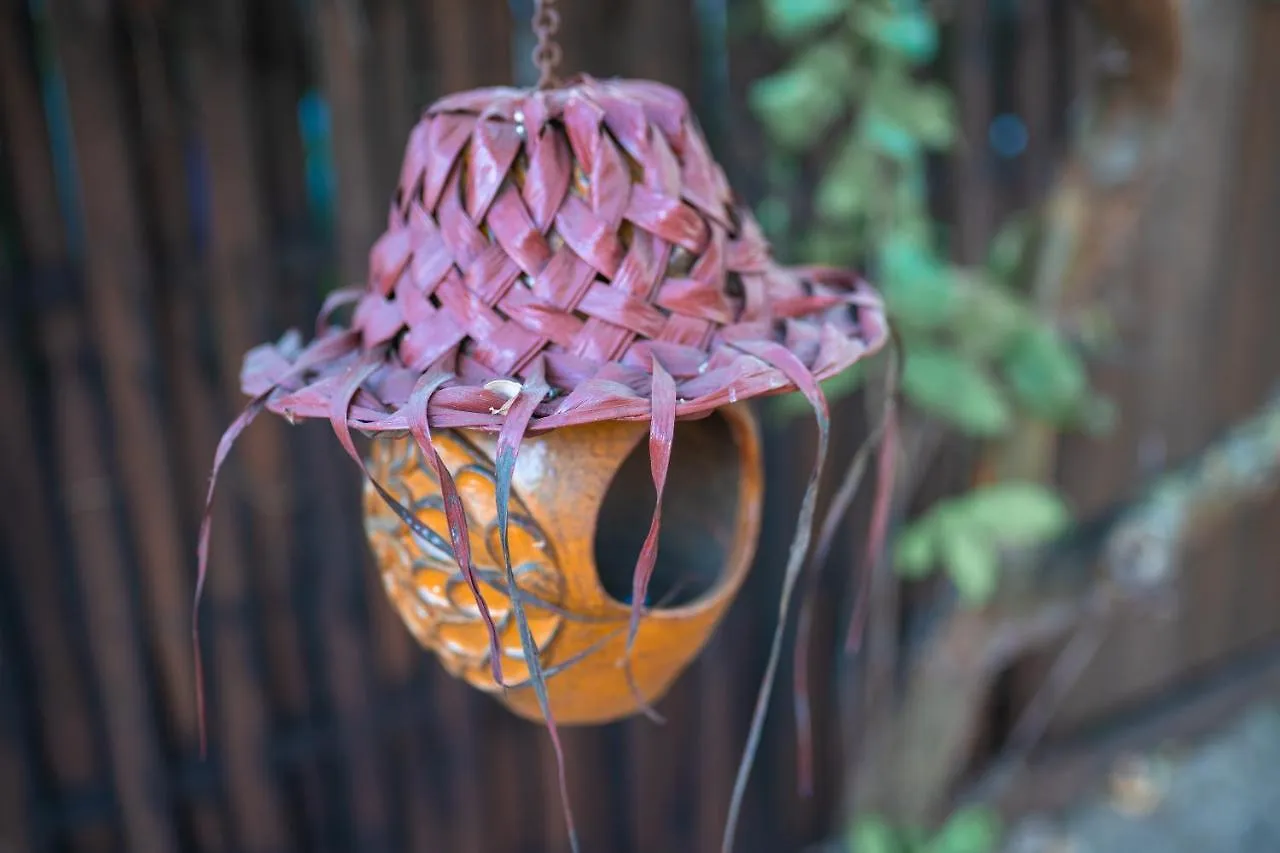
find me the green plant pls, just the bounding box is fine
[895,483,1072,603]
[752,0,1111,603]
[847,808,1001,853]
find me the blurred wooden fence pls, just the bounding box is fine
[1,0,1277,852]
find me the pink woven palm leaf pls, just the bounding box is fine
[237,76,888,431]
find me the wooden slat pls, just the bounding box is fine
[366,0,418,207]
[289,422,391,852]
[199,0,312,734]
[347,0,419,697]
[0,340,118,853]
[721,10,790,233]
[1068,1,1098,117]
[252,0,313,241]
[197,4,343,847]
[0,0,64,260]
[122,4,296,841]
[384,680,445,853]
[1214,4,1280,655]
[620,0,701,109]
[166,263,294,853]
[627,673,697,853]
[0,4,121,850]
[0,558,35,853]
[114,5,232,848]
[425,673,485,853]
[45,0,202,760]
[540,725,617,852]
[299,4,399,849]
[1014,0,1058,203]
[423,0,513,94]
[1033,0,1258,733]
[554,0,700,107]
[553,0,624,83]
[313,0,381,286]
[949,0,997,263]
[39,301,180,853]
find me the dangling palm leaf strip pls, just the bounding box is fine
[401,365,506,684]
[621,359,677,724]
[792,344,900,796]
[720,339,830,853]
[194,330,358,756]
[491,356,580,853]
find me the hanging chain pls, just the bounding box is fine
[531,0,562,89]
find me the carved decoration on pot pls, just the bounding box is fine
[364,400,763,724]
[198,19,890,846]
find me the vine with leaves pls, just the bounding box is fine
[751,0,1113,605]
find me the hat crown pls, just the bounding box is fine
[355,76,786,382]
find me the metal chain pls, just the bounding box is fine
[531,0,562,89]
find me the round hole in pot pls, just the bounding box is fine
[593,412,742,610]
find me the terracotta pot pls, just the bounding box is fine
[363,403,762,724]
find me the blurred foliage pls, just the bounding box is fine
[752,0,1112,604]
[895,483,1072,604]
[847,808,1001,853]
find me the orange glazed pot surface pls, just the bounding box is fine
[364,404,762,724]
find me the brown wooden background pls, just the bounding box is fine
[0,0,1277,851]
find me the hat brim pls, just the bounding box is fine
[240,262,887,436]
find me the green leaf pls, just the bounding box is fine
[912,84,956,147]
[950,273,1034,359]
[896,158,930,211]
[749,42,854,150]
[879,82,955,149]
[1002,326,1089,420]
[952,274,1029,356]
[894,522,937,579]
[862,109,921,160]
[961,483,1072,548]
[848,815,902,853]
[763,0,846,40]
[927,808,1001,853]
[901,825,931,852]
[816,132,874,222]
[879,233,954,330]
[854,7,939,64]
[986,216,1032,281]
[902,345,1012,436]
[937,520,1000,604]
[803,227,861,267]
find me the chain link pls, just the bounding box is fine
[531,0,562,89]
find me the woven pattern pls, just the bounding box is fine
[240,76,888,433]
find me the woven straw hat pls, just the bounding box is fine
[233,75,888,433]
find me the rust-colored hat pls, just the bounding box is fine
[235,76,888,433]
